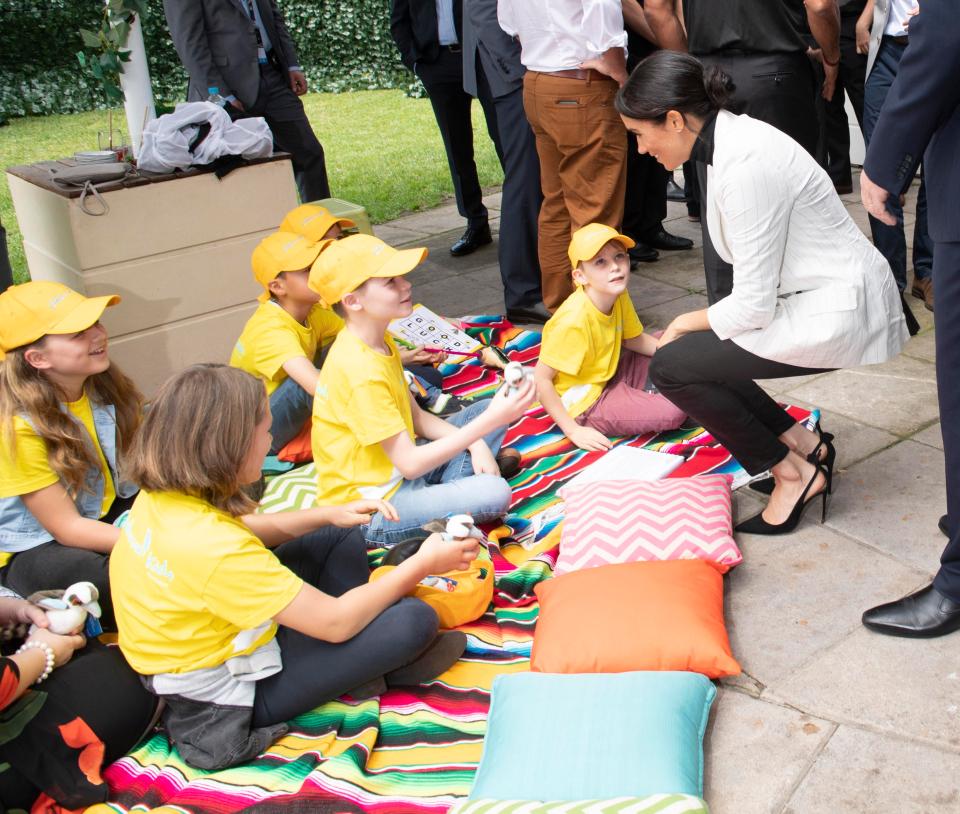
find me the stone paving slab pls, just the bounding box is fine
[704,689,834,814]
[912,421,944,450]
[783,725,960,813]
[826,439,947,574]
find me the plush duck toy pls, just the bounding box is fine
[29,581,102,635]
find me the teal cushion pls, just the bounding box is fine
[469,672,716,801]
[450,796,710,813]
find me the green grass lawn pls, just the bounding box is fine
[0,89,504,283]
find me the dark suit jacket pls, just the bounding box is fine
[863,0,960,243]
[390,0,462,71]
[163,0,300,108]
[461,0,525,98]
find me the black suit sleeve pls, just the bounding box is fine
[390,0,418,71]
[264,0,301,69]
[863,0,960,195]
[163,0,230,96]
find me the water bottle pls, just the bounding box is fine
[206,86,227,107]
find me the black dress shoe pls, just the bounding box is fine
[666,178,689,202]
[642,228,693,251]
[505,302,552,325]
[628,243,659,266]
[450,223,493,257]
[940,514,950,538]
[862,584,960,638]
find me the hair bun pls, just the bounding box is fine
[703,66,734,108]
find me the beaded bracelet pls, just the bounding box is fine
[16,640,56,684]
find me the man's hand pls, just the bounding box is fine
[328,499,399,527]
[579,47,628,86]
[903,3,919,31]
[289,70,308,96]
[567,424,613,452]
[855,17,871,53]
[860,169,897,225]
[807,48,838,100]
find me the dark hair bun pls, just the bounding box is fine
[703,66,734,109]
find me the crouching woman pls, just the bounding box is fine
[110,364,477,770]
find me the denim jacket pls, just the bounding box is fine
[0,402,137,552]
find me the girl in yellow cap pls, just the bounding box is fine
[0,281,143,628]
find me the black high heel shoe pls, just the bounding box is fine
[735,464,829,535]
[750,429,836,496]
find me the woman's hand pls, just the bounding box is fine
[468,441,500,475]
[416,532,480,574]
[28,628,86,669]
[328,500,399,527]
[657,317,689,348]
[567,425,613,452]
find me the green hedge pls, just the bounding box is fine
[0,0,410,119]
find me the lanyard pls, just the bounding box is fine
[243,0,268,62]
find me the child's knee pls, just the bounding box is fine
[394,597,440,651]
[470,474,512,518]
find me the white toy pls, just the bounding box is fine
[503,362,532,395]
[444,513,485,541]
[29,581,102,635]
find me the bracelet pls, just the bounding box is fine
[16,641,56,684]
[823,53,840,67]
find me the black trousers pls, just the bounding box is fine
[1,492,136,631]
[475,61,544,310]
[696,51,818,304]
[933,241,960,601]
[649,331,832,475]
[623,145,669,243]
[252,527,439,726]
[417,48,497,229]
[249,62,331,202]
[823,5,867,187]
[0,224,13,291]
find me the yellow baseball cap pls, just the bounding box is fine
[279,204,356,243]
[308,234,427,306]
[568,223,636,269]
[0,281,119,360]
[251,231,324,302]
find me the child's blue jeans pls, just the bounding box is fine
[364,399,511,546]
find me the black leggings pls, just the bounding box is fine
[1,493,136,631]
[251,527,439,726]
[650,331,832,475]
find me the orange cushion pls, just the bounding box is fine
[276,419,312,463]
[531,560,740,679]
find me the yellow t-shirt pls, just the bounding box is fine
[538,287,644,418]
[230,301,343,395]
[312,329,415,506]
[0,393,116,514]
[109,490,303,675]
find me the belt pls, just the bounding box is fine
[885,34,909,45]
[441,44,462,53]
[538,68,611,81]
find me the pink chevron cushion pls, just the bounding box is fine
[556,476,742,576]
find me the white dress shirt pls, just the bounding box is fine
[705,111,907,370]
[883,0,914,36]
[497,0,627,73]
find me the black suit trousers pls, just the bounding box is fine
[416,48,494,228]
[249,62,330,202]
[933,241,960,601]
[696,51,818,303]
[623,144,669,243]
[823,7,867,186]
[475,60,543,309]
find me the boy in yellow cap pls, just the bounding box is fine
[533,223,686,451]
[308,234,535,545]
[279,203,356,243]
[230,232,343,453]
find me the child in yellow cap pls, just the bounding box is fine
[280,205,461,417]
[0,281,143,627]
[308,234,535,546]
[229,231,343,453]
[534,223,686,451]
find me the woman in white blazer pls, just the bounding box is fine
[616,51,907,535]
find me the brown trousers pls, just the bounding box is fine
[522,71,628,310]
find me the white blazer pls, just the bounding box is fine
[705,111,908,370]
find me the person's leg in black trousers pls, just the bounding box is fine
[824,5,867,191]
[476,62,544,311]
[650,331,831,529]
[417,50,489,233]
[252,63,331,202]
[0,224,13,291]
[623,143,668,262]
[696,52,819,303]
[251,526,441,725]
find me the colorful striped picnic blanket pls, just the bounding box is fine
[101,317,813,813]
